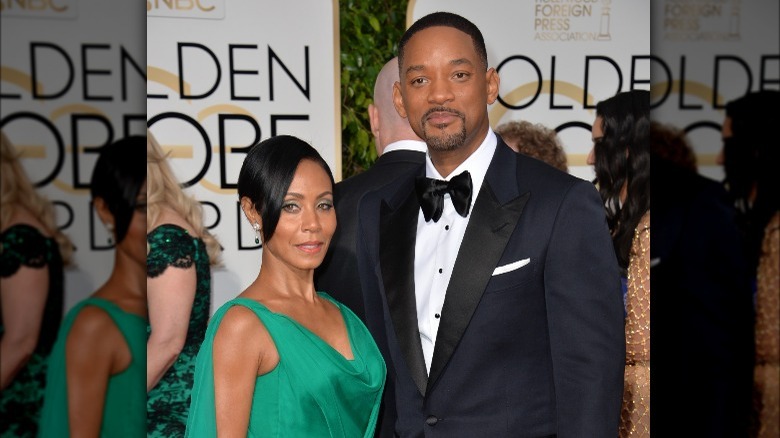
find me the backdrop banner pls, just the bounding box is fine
[650,0,779,182]
[1,0,146,312]
[147,0,340,312]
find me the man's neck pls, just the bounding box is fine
[428,128,487,178]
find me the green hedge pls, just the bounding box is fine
[339,0,408,179]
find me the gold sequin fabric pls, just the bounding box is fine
[752,212,779,438]
[620,211,650,438]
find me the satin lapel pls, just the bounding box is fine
[380,188,429,396]
[427,143,530,391]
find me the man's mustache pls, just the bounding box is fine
[422,106,465,123]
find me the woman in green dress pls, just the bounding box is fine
[39,136,147,437]
[1,132,74,437]
[146,131,221,437]
[186,136,386,437]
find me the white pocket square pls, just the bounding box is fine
[492,258,530,276]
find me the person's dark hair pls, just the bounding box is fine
[398,12,488,73]
[649,121,697,173]
[724,90,780,272]
[90,136,146,244]
[237,135,334,242]
[594,89,650,271]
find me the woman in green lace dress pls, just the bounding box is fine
[39,136,147,437]
[1,132,73,437]
[186,136,386,437]
[146,131,221,437]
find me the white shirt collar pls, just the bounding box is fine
[425,128,497,209]
[382,139,428,155]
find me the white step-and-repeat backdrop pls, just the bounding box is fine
[146,0,340,312]
[1,0,146,311]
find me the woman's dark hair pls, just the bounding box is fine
[594,89,650,271]
[90,136,146,244]
[237,135,334,242]
[724,90,780,273]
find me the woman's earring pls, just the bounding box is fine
[253,222,261,244]
[105,223,114,245]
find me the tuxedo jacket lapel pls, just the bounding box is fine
[427,142,529,391]
[380,182,429,396]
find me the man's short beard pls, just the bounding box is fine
[421,107,467,152]
[423,124,467,151]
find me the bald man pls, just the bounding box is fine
[315,59,425,437]
[316,57,426,319]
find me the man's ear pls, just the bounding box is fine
[368,103,380,140]
[393,81,408,119]
[93,197,114,228]
[485,67,500,105]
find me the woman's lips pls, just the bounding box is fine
[296,241,324,253]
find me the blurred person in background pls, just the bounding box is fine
[495,120,568,172]
[315,57,425,437]
[648,121,697,173]
[146,131,222,437]
[39,136,147,437]
[316,56,425,322]
[588,89,650,438]
[1,131,73,437]
[651,122,754,437]
[719,90,780,438]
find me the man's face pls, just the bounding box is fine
[394,26,498,156]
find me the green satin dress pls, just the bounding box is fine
[185,293,386,437]
[38,297,146,437]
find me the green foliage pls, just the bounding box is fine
[340,0,408,179]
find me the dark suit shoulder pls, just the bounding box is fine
[336,151,424,204]
[511,149,591,205]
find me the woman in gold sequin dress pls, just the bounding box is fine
[719,91,780,438]
[588,90,650,438]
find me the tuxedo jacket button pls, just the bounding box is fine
[425,415,438,426]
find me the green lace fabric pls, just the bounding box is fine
[146,224,211,437]
[0,224,63,438]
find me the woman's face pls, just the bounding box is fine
[587,116,604,166]
[261,160,336,274]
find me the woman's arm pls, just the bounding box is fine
[146,264,196,391]
[0,265,48,389]
[212,305,277,438]
[65,306,130,437]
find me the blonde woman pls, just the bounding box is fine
[146,131,221,436]
[0,131,73,436]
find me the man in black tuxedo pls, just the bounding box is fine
[316,57,426,320]
[355,12,625,437]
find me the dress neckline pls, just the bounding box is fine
[233,293,360,366]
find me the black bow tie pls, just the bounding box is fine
[415,171,473,222]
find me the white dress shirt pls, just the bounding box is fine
[382,139,428,154]
[414,129,497,374]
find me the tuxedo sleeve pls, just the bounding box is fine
[544,180,625,437]
[356,191,398,438]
